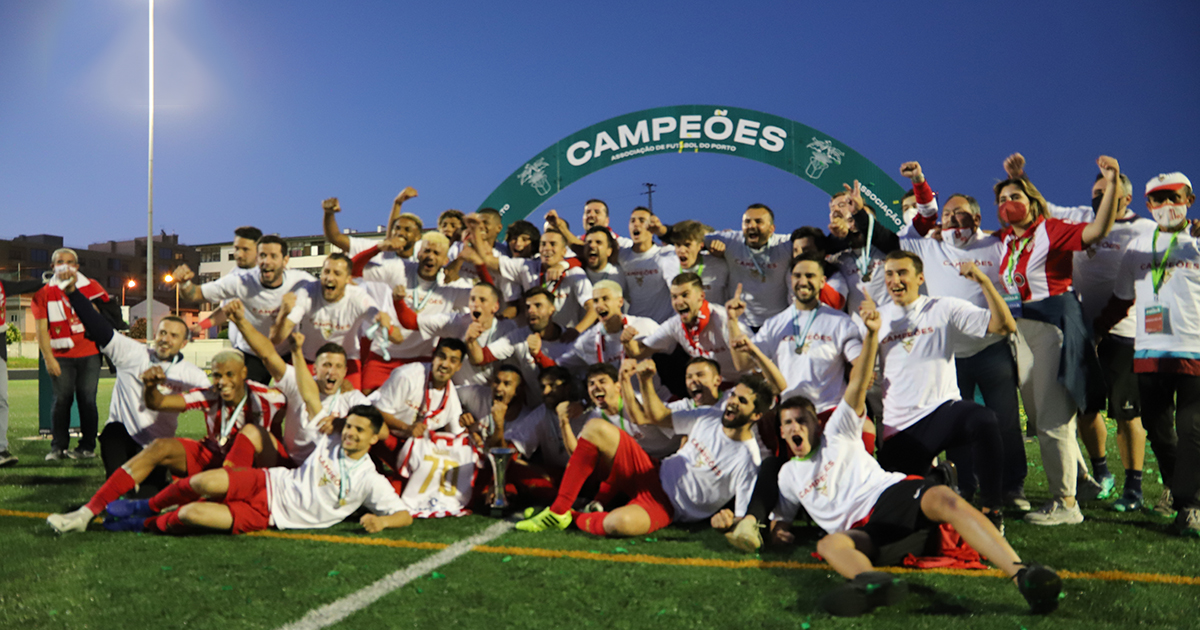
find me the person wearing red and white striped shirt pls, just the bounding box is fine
[995,153,1122,526]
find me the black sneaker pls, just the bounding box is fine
[982,507,1004,537]
[1015,563,1063,614]
[930,460,959,494]
[819,571,907,617]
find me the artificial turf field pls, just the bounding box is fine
[2,378,1198,630]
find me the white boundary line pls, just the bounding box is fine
[275,520,514,630]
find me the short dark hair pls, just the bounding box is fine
[778,395,821,453]
[523,286,557,306]
[585,199,609,215]
[746,203,775,223]
[685,356,721,375]
[671,272,704,290]
[325,252,352,271]
[506,220,540,251]
[791,226,826,249]
[738,373,776,415]
[315,343,347,360]
[439,209,465,224]
[436,337,468,359]
[257,234,288,252]
[478,207,502,222]
[160,315,190,340]
[631,205,654,217]
[234,226,263,242]
[538,365,578,401]
[347,404,385,432]
[585,362,619,384]
[495,364,523,380]
[473,281,504,308]
[585,225,618,252]
[884,249,924,275]
[790,252,827,276]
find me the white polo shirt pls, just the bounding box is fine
[753,303,862,413]
[200,267,315,356]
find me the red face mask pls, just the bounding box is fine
[999,200,1029,225]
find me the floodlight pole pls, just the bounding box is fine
[145,0,155,328]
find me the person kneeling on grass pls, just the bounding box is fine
[764,305,1062,616]
[101,405,413,535]
[514,372,767,538]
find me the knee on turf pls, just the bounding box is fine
[603,511,649,537]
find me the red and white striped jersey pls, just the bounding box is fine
[997,218,1087,302]
[181,381,288,452]
[396,432,481,518]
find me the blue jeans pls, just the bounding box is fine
[953,338,1027,498]
[50,353,101,451]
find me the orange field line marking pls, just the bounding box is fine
[8,509,1198,586]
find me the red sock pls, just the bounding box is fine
[149,477,202,512]
[549,439,599,514]
[153,511,195,535]
[862,432,876,456]
[575,511,608,536]
[223,433,257,468]
[85,468,137,515]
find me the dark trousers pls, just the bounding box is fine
[50,353,101,451]
[1138,373,1200,510]
[746,455,786,523]
[954,340,1027,497]
[879,400,1003,505]
[243,352,272,386]
[98,423,172,496]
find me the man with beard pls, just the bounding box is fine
[704,204,792,331]
[741,253,863,421]
[367,338,470,468]
[225,299,369,468]
[55,270,210,480]
[273,253,385,390]
[47,348,287,534]
[828,182,901,314]
[617,207,677,323]
[623,273,740,384]
[873,251,1016,531]
[580,226,627,292]
[393,283,516,387]
[547,199,634,255]
[475,288,573,406]
[660,220,730,305]
[323,189,422,264]
[515,373,769,538]
[173,235,315,384]
[193,226,262,342]
[898,161,1030,510]
[790,226,849,310]
[351,232,472,392]
[470,229,597,332]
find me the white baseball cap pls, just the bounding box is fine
[1145,172,1192,196]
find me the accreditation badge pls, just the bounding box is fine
[1145,305,1168,334]
[1002,293,1023,319]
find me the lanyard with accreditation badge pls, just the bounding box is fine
[1145,228,1180,334]
[1000,222,1040,319]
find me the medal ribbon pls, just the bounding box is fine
[218,392,249,446]
[791,306,820,353]
[419,369,451,425]
[337,445,371,507]
[597,317,628,363]
[1151,228,1181,296]
[856,212,876,280]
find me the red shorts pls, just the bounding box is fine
[179,438,226,477]
[360,351,428,392]
[223,467,272,535]
[307,358,362,390]
[605,431,674,532]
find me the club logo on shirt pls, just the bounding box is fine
[798,460,837,500]
[881,327,934,352]
[626,268,659,287]
[691,442,726,477]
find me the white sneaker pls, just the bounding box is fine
[1023,499,1084,526]
[47,507,94,534]
[45,449,68,461]
[725,516,763,553]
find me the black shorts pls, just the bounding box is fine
[853,477,939,554]
[1096,335,1140,421]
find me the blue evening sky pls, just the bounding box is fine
[2,0,1197,247]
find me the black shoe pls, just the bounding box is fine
[1015,563,1063,614]
[983,507,1004,537]
[819,571,907,617]
[930,460,959,494]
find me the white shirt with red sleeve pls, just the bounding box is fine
[875,295,992,436]
[287,281,378,361]
[997,218,1088,302]
[774,400,908,534]
[753,303,862,413]
[199,267,316,357]
[396,432,481,518]
[367,363,463,436]
[266,432,406,530]
[180,380,288,452]
[414,313,517,386]
[638,302,739,382]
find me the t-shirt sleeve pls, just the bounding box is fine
[102,333,146,370]
[670,408,706,435]
[286,285,314,324]
[30,289,48,319]
[639,321,678,352]
[732,459,758,518]
[839,318,863,363]
[417,313,454,339]
[362,473,406,515]
[199,272,242,303]
[1045,218,1088,252]
[497,256,527,284]
[182,388,214,412]
[943,297,992,340]
[568,270,593,307]
[1114,247,1137,301]
[825,399,865,440]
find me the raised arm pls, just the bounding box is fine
[289,332,323,419]
[172,264,204,303]
[621,324,654,360]
[731,336,787,394]
[269,292,298,345]
[634,361,673,427]
[385,187,419,235]
[226,299,288,382]
[1081,156,1122,247]
[556,400,581,455]
[619,360,650,427]
[724,284,753,371]
[958,261,1017,335]
[322,198,351,252]
[844,308,880,416]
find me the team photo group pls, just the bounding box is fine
[19,151,1200,617]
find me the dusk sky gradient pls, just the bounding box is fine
[2,0,1198,247]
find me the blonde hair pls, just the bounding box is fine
[592,279,623,297]
[420,231,451,250]
[993,178,1049,222]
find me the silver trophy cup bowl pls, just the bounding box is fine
[486,447,516,511]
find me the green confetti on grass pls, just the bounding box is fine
[657,609,667,615]
[501,556,512,562]
[430,572,445,580]
[614,547,628,553]
[416,588,423,594]
[161,566,172,571]
[222,586,233,591]
[800,623,810,630]
[327,570,340,577]
[49,611,57,616]
[644,537,657,542]
[1118,529,1123,534]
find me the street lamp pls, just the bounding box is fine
[122,278,137,306]
[164,273,179,315]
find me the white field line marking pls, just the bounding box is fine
[275,520,514,630]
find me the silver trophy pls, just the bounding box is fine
[486,447,516,512]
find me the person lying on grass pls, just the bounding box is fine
[100,405,413,535]
[746,303,1063,617]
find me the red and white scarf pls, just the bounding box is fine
[45,272,109,350]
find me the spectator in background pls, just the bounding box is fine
[0,275,48,466]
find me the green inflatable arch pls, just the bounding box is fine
[477,105,908,234]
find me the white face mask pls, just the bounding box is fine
[1151,203,1189,230]
[947,227,975,248]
